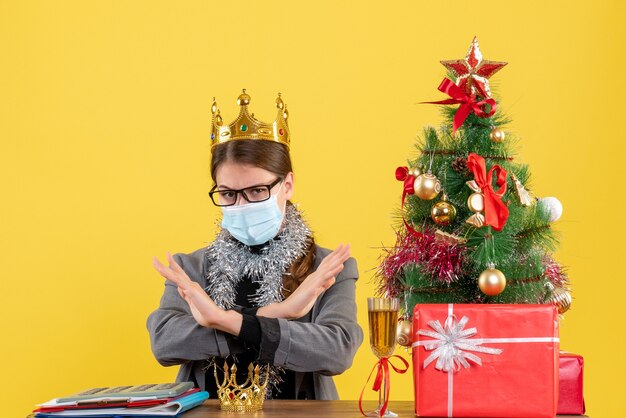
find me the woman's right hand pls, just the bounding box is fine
[259,244,351,320]
[152,252,243,335]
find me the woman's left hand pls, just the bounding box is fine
[152,252,242,334]
[258,243,351,320]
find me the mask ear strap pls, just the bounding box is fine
[276,179,285,194]
[276,181,288,213]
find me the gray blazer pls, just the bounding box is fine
[146,245,363,400]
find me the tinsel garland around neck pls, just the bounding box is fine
[204,204,312,309]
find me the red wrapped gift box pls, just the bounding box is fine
[412,304,559,418]
[557,352,585,414]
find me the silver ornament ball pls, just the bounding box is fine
[538,197,563,222]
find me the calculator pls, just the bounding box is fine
[57,382,194,403]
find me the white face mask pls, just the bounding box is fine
[220,184,285,246]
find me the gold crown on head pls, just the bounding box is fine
[214,361,269,412]
[210,89,290,148]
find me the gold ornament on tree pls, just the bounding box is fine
[489,127,506,143]
[431,193,457,226]
[547,283,572,314]
[510,174,533,207]
[466,180,486,227]
[396,318,413,347]
[478,264,507,296]
[434,229,468,244]
[414,172,441,200]
[408,166,422,178]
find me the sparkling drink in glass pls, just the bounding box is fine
[366,297,399,417]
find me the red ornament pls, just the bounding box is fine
[440,36,507,99]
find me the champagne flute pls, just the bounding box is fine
[367,297,399,417]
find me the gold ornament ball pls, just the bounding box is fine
[467,192,485,213]
[550,287,572,314]
[408,167,422,177]
[489,127,506,143]
[478,268,507,296]
[431,200,457,226]
[396,319,413,347]
[413,173,441,200]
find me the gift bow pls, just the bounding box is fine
[417,315,503,372]
[467,152,509,231]
[359,355,409,417]
[424,78,497,135]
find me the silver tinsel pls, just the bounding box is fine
[204,204,312,308]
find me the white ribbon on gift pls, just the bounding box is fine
[411,304,560,417]
[417,313,503,372]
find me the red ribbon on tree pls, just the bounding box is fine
[467,152,509,231]
[395,167,422,237]
[424,78,497,135]
[359,355,409,417]
[395,166,415,202]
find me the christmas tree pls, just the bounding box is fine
[378,37,571,334]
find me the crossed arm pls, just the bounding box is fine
[151,244,351,336]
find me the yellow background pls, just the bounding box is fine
[1,1,624,417]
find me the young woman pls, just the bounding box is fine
[147,91,363,400]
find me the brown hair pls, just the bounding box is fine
[210,140,316,297]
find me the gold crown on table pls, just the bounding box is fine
[210,89,290,148]
[214,361,270,412]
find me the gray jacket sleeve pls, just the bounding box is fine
[146,249,232,366]
[262,249,364,376]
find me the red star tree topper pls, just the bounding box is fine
[441,36,507,98]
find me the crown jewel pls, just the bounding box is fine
[214,361,269,412]
[210,89,290,148]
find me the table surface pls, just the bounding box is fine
[181,400,588,417]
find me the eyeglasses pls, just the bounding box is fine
[208,178,283,207]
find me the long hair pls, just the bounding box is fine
[210,140,316,297]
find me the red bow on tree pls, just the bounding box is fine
[395,167,422,237]
[424,78,497,135]
[395,166,415,200]
[467,153,509,231]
